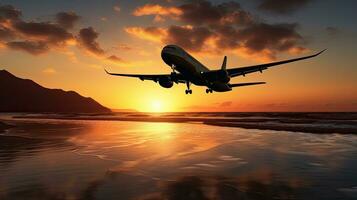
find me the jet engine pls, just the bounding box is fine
[158,77,174,88]
[217,70,230,83]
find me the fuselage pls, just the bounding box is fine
[161,45,232,91]
[161,45,208,86]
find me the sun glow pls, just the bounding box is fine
[150,99,164,112]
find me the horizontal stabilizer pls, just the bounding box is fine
[229,82,266,88]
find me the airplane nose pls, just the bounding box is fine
[161,49,174,66]
[161,49,168,56]
[161,48,174,57]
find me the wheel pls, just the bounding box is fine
[189,90,192,94]
[185,90,188,94]
[206,89,209,93]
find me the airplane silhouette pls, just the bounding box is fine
[105,45,325,94]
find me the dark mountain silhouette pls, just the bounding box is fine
[0,70,111,113]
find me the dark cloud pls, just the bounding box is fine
[0,5,73,53]
[56,11,80,29]
[130,0,308,60]
[212,24,241,49]
[0,4,21,22]
[178,1,253,26]
[257,0,312,15]
[164,25,213,52]
[6,41,49,55]
[0,4,122,61]
[13,21,73,45]
[161,22,305,59]
[235,23,306,59]
[77,27,105,56]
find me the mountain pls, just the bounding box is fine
[0,70,111,113]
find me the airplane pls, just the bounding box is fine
[105,45,325,94]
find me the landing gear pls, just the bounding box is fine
[205,88,213,93]
[185,81,192,94]
[170,64,176,73]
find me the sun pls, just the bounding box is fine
[135,94,175,112]
[150,100,164,112]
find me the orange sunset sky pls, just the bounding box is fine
[1,0,356,112]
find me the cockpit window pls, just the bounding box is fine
[165,46,176,50]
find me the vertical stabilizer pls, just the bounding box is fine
[221,56,227,70]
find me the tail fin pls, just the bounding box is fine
[221,56,227,70]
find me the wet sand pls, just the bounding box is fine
[1,114,357,199]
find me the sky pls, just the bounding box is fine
[0,0,356,112]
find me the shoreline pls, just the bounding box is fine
[9,114,357,134]
[204,121,357,134]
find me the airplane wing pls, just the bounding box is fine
[229,82,266,88]
[104,69,186,83]
[214,50,325,78]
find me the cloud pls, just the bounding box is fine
[133,1,252,26]
[6,41,49,55]
[164,25,213,52]
[130,0,308,60]
[233,23,307,59]
[0,4,21,22]
[77,27,105,56]
[55,11,80,29]
[77,27,124,62]
[2,20,74,55]
[0,27,15,40]
[0,4,123,62]
[257,0,312,15]
[12,21,73,45]
[0,4,73,54]
[125,25,213,52]
[107,55,123,62]
[178,1,253,26]
[0,5,73,46]
[133,4,182,18]
[126,22,306,60]
[125,26,167,42]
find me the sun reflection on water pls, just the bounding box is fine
[2,118,357,200]
[139,122,174,140]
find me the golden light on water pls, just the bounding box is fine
[142,122,174,140]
